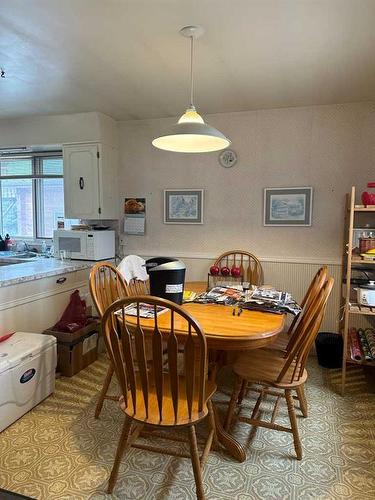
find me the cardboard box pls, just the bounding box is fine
[43,321,100,377]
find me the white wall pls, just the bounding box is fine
[118,102,375,262]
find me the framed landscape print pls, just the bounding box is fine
[264,187,313,226]
[164,189,204,224]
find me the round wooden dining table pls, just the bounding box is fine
[127,281,285,462]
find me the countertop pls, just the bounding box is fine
[0,258,95,288]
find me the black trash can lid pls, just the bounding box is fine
[145,257,185,273]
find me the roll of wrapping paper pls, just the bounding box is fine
[349,327,363,361]
[358,329,373,360]
[364,328,375,359]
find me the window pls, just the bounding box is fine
[0,154,64,239]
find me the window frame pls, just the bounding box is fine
[0,152,63,240]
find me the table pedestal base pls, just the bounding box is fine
[212,401,246,462]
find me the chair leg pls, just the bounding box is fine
[188,425,205,500]
[207,400,219,450]
[225,375,243,431]
[107,416,133,493]
[95,362,115,419]
[285,389,302,460]
[296,385,308,418]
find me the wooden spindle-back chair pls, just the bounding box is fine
[90,262,128,317]
[102,295,217,498]
[225,277,334,460]
[285,265,328,351]
[253,265,328,416]
[213,250,263,285]
[89,262,128,418]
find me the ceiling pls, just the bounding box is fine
[1,0,375,121]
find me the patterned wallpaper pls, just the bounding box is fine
[118,102,375,262]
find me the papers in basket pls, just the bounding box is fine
[115,303,169,319]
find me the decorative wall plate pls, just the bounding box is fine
[219,149,237,168]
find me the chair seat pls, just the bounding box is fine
[264,330,289,352]
[233,348,307,389]
[120,374,216,427]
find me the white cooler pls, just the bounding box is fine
[0,332,57,432]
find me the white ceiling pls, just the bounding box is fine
[1,0,375,121]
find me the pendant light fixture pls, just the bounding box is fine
[152,25,231,153]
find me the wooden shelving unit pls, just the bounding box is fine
[341,186,375,394]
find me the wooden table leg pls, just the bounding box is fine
[211,400,246,462]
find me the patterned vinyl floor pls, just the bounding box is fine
[0,356,374,500]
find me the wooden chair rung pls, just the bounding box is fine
[132,443,191,459]
[104,395,120,401]
[238,416,293,434]
[140,429,206,446]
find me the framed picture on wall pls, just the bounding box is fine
[164,189,204,224]
[264,187,313,226]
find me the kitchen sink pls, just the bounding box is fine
[0,251,39,266]
[0,260,21,266]
[9,252,38,259]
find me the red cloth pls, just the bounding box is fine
[0,331,15,342]
[53,290,88,332]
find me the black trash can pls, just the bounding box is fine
[315,332,343,368]
[145,257,186,305]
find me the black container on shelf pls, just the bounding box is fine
[315,332,343,369]
[145,257,186,305]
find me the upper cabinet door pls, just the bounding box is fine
[63,143,100,219]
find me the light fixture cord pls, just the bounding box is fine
[190,35,194,108]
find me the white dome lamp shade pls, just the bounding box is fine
[152,26,231,153]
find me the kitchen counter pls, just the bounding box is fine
[0,258,95,288]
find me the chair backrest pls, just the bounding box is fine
[89,262,128,318]
[102,296,208,423]
[126,278,149,296]
[286,266,328,349]
[278,276,334,384]
[300,265,328,311]
[214,250,263,285]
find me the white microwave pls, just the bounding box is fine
[53,229,115,261]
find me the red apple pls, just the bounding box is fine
[221,266,231,276]
[210,265,220,275]
[231,266,241,277]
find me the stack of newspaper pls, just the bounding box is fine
[242,286,301,316]
[194,285,301,316]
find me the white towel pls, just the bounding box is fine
[117,255,149,283]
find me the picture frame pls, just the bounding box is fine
[164,189,204,224]
[264,187,313,226]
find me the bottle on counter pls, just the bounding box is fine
[4,234,11,251]
[57,217,65,229]
[0,236,5,251]
[41,240,47,255]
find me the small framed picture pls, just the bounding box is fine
[264,187,313,226]
[164,189,204,224]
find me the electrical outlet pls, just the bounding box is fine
[119,234,126,246]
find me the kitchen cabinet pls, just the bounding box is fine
[0,269,92,333]
[63,142,118,220]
